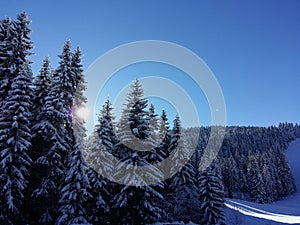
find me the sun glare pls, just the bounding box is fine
[75,106,90,121]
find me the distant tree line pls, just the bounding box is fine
[185,123,299,204]
[0,12,298,225]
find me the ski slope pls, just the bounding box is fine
[154,139,300,225]
[225,138,300,225]
[286,139,300,190]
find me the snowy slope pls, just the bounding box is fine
[225,138,300,225]
[286,139,300,190]
[154,139,300,225]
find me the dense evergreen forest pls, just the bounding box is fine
[0,12,299,225]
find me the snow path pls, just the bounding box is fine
[225,199,300,224]
[225,138,300,224]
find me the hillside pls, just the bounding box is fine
[225,138,300,225]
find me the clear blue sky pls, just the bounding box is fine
[1,0,300,127]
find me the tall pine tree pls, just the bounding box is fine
[110,79,165,225]
[56,45,91,225]
[29,41,78,224]
[198,166,226,225]
[169,116,200,223]
[33,56,52,111]
[0,12,33,224]
[247,154,265,203]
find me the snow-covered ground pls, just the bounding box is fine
[225,138,300,225]
[154,139,300,225]
[286,139,300,191]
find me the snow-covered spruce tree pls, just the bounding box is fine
[111,79,164,225]
[86,167,110,224]
[0,12,33,104]
[221,154,239,198]
[116,99,135,160]
[146,103,164,163]
[112,152,164,225]
[0,17,15,106]
[33,56,52,112]
[72,47,86,114]
[116,79,151,156]
[155,109,173,222]
[57,111,89,225]
[86,127,112,224]
[30,78,69,224]
[169,116,200,223]
[55,144,91,225]
[0,12,34,224]
[29,41,80,224]
[162,114,182,183]
[98,97,118,158]
[246,154,266,203]
[148,103,159,145]
[94,97,122,222]
[149,103,159,132]
[29,56,52,166]
[260,152,275,202]
[128,79,149,141]
[158,109,171,159]
[71,46,90,161]
[53,40,77,150]
[98,98,119,183]
[116,108,131,159]
[169,115,185,176]
[0,62,33,224]
[198,165,226,225]
[112,153,165,225]
[55,40,76,109]
[233,151,247,198]
[86,125,114,180]
[56,45,91,225]
[28,56,61,224]
[71,46,87,150]
[275,147,297,197]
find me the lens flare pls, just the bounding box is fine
[75,106,90,121]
